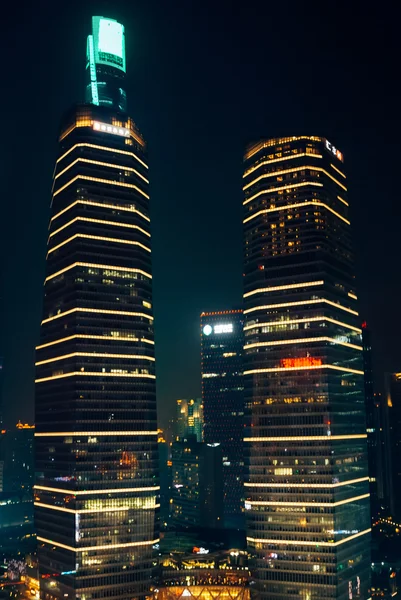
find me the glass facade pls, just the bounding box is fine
[200,311,244,529]
[242,137,370,599]
[175,399,203,442]
[34,102,159,600]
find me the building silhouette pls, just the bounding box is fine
[34,16,159,600]
[242,136,371,599]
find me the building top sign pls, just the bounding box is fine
[203,323,233,335]
[93,121,130,137]
[325,139,344,162]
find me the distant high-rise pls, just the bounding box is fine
[384,372,401,518]
[34,16,159,600]
[242,137,370,599]
[200,310,244,529]
[175,398,203,442]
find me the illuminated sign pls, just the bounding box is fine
[325,139,344,162]
[93,121,130,137]
[203,324,212,336]
[280,357,322,368]
[214,323,233,334]
[92,16,126,72]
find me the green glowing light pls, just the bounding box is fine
[92,16,126,73]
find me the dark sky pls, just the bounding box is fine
[1,0,401,429]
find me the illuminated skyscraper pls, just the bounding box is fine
[242,137,370,599]
[34,17,159,600]
[175,398,203,442]
[200,310,244,529]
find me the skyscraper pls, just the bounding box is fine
[34,17,159,600]
[175,398,203,442]
[200,310,244,529]
[384,372,401,518]
[242,137,370,599]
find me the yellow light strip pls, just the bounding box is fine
[36,334,154,350]
[245,137,323,160]
[243,153,323,178]
[244,280,324,298]
[244,181,323,205]
[56,142,148,169]
[330,163,346,179]
[337,195,348,206]
[244,434,367,442]
[244,364,364,375]
[243,166,347,193]
[248,493,370,508]
[35,352,155,366]
[34,502,160,514]
[243,316,361,334]
[56,158,149,183]
[348,292,358,300]
[50,216,150,239]
[53,175,149,199]
[244,298,358,316]
[35,371,156,383]
[243,201,350,226]
[41,307,153,325]
[247,528,370,547]
[37,536,160,552]
[244,336,362,351]
[34,485,160,495]
[48,233,151,255]
[245,477,368,489]
[34,430,157,437]
[51,199,150,224]
[45,262,151,283]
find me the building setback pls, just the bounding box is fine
[242,136,370,599]
[201,310,244,529]
[34,16,159,600]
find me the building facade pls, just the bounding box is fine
[384,372,401,518]
[242,137,370,599]
[200,310,244,529]
[175,399,203,442]
[34,17,159,600]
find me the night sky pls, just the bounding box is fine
[1,0,401,429]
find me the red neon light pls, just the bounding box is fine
[280,357,322,368]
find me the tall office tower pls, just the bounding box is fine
[242,137,371,599]
[34,17,159,600]
[384,373,401,517]
[361,322,383,515]
[175,398,203,442]
[200,310,244,529]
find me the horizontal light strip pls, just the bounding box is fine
[243,166,347,193]
[34,502,160,514]
[34,485,159,495]
[245,477,369,489]
[48,233,151,255]
[56,142,148,169]
[244,336,362,351]
[243,316,361,334]
[243,201,350,226]
[50,216,150,239]
[330,163,346,179]
[244,434,367,442]
[35,431,157,437]
[244,364,364,375]
[243,153,323,178]
[51,200,150,224]
[53,175,149,199]
[244,280,323,298]
[337,195,348,206]
[36,335,153,350]
[248,493,370,508]
[56,158,149,184]
[45,262,151,283]
[244,298,359,316]
[247,528,370,547]
[42,307,153,325]
[35,371,156,383]
[244,181,323,205]
[35,352,155,366]
[37,536,160,552]
[348,292,358,300]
